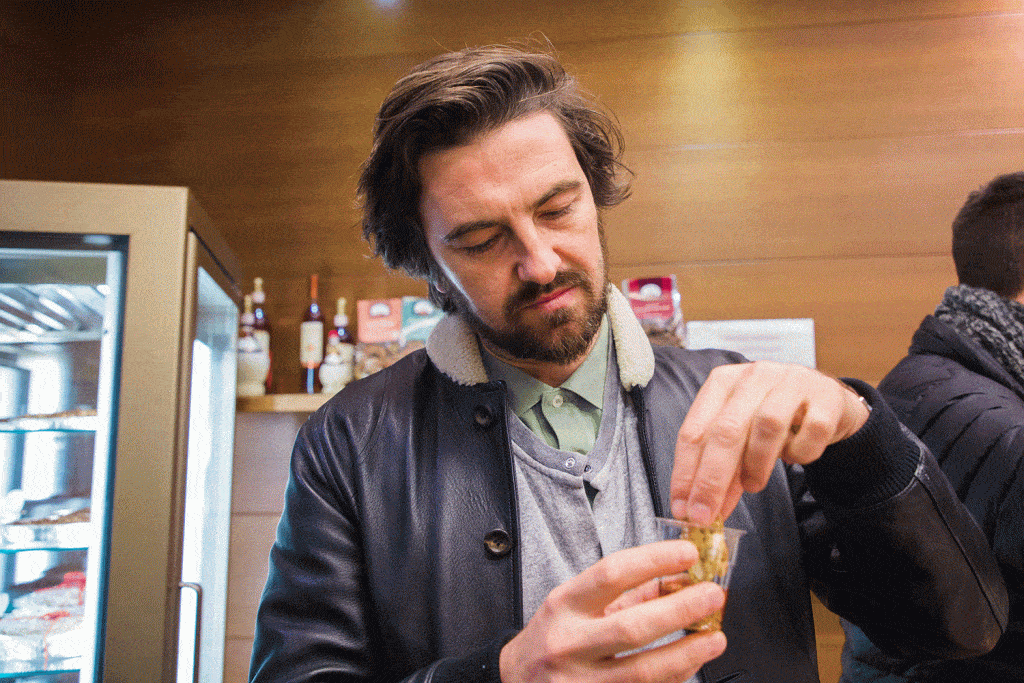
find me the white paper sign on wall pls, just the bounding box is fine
[685,318,816,368]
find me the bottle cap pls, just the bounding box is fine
[335,296,349,327]
[240,294,254,325]
[241,294,255,325]
[252,277,265,304]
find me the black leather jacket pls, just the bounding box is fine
[250,343,1007,683]
[842,315,1024,681]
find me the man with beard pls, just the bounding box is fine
[249,45,1006,683]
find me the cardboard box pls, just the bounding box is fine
[354,296,443,378]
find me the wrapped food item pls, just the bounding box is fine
[622,276,685,347]
[0,572,87,662]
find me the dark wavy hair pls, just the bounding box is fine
[951,172,1024,298]
[357,43,632,309]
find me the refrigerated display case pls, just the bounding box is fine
[0,180,242,683]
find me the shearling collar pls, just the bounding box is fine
[425,284,655,389]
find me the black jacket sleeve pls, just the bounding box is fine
[798,379,1009,659]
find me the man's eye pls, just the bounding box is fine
[541,204,572,220]
[461,234,500,254]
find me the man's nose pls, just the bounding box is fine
[514,224,560,284]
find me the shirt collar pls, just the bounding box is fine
[482,317,609,418]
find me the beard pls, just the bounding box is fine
[445,268,608,365]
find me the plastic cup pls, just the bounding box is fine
[654,517,745,633]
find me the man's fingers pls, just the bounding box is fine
[565,540,698,615]
[612,628,727,681]
[589,581,727,658]
[672,362,866,525]
[720,478,744,523]
[604,577,662,615]
[741,379,808,487]
[677,362,787,524]
[671,364,744,521]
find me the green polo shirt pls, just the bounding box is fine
[481,318,609,455]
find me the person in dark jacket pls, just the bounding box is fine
[249,44,1007,683]
[842,172,1024,682]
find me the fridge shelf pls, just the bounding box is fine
[0,415,99,433]
[0,656,80,678]
[0,544,89,555]
[0,330,104,345]
[0,522,91,553]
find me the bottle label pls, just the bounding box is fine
[300,321,324,367]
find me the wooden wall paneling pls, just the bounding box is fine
[612,254,958,385]
[224,638,258,683]
[606,130,1024,265]
[226,514,279,681]
[226,514,280,638]
[814,597,845,683]
[28,0,1016,69]
[227,413,308,681]
[572,13,1024,148]
[231,413,305,514]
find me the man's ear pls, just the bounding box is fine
[427,278,456,314]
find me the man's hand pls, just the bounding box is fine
[499,540,727,682]
[671,361,871,525]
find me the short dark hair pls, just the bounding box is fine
[951,172,1024,298]
[357,43,631,305]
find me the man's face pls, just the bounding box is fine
[418,110,608,365]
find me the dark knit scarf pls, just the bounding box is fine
[934,284,1024,388]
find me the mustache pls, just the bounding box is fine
[507,271,592,312]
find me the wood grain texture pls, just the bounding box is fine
[5,3,1022,394]
[232,412,306,513]
[226,514,279,640]
[615,254,957,386]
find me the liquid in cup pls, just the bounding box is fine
[654,517,745,633]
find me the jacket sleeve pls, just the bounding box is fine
[796,379,1009,660]
[881,353,1024,584]
[248,406,516,683]
[247,410,375,682]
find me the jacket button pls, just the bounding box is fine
[484,529,513,557]
[473,404,494,428]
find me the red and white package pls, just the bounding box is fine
[622,276,685,347]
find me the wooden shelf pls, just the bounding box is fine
[236,393,329,413]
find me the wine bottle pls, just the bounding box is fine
[251,277,273,392]
[237,295,270,397]
[300,274,324,393]
[320,296,355,394]
[240,294,255,337]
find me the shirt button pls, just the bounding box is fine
[551,394,564,408]
[565,457,576,469]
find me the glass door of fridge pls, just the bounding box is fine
[0,234,127,682]
[175,247,237,683]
